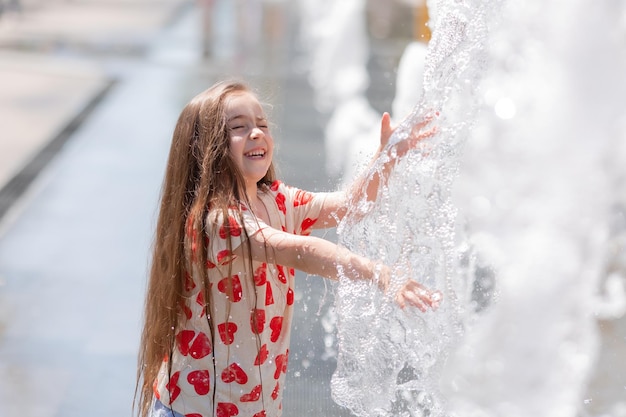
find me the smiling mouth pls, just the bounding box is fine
[245,150,266,158]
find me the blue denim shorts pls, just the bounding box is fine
[150,399,185,417]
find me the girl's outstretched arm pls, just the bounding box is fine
[236,225,440,311]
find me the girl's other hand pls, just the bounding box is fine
[395,280,442,312]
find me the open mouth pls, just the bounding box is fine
[244,150,266,158]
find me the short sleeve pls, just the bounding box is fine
[205,207,266,267]
[272,181,327,236]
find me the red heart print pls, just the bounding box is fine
[253,411,267,417]
[221,362,248,384]
[205,259,216,269]
[216,402,239,417]
[250,309,266,334]
[275,193,286,215]
[187,370,210,395]
[196,290,205,308]
[265,281,274,306]
[189,332,212,359]
[240,384,262,402]
[165,371,181,403]
[254,263,267,286]
[216,250,236,266]
[286,287,294,306]
[289,267,295,276]
[219,215,242,239]
[301,217,317,234]
[217,276,243,302]
[186,214,195,237]
[274,350,288,379]
[153,378,161,400]
[276,265,287,284]
[180,299,192,320]
[176,330,195,356]
[271,381,280,400]
[270,316,283,342]
[184,271,196,292]
[293,189,313,207]
[218,322,238,345]
[186,414,202,417]
[254,344,269,366]
[270,180,281,191]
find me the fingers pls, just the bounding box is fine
[395,281,442,312]
[380,112,394,147]
[393,114,438,158]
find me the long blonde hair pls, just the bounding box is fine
[135,80,276,416]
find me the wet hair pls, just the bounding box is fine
[135,80,276,417]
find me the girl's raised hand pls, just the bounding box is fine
[379,111,438,159]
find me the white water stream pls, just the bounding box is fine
[300,0,626,416]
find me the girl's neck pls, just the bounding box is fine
[248,188,271,224]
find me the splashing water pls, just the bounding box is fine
[331,0,626,416]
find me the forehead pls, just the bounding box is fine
[224,91,265,119]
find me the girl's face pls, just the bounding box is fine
[225,91,274,192]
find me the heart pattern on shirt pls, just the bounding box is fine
[254,344,269,366]
[274,350,289,380]
[254,263,267,286]
[217,322,238,345]
[293,189,314,207]
[216,249,236,266]
[275,193,286,215]
[184,271,196,292]
[216,402,239,417]
[221,362,248,384]
[250,308,266,334]
[176,330,212,359]
[187,370,210,395]
[265,281,274,306]
[240,384,262,402]
[271,381,280,400]
[269,316,283,342]
[301,217,317,235]
[219,215,242,239]
[276,265,287,284]
[165,371,181,403]
[217,275,243,302]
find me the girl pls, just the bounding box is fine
[136,80,440,417]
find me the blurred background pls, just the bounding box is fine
[0,1,429,416]
[0,1,624,417]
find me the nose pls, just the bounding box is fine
[250,127,264,140]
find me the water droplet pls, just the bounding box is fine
[494,97,516,119]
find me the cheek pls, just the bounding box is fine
[228,137,244,155]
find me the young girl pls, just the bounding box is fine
[136,80,440,417]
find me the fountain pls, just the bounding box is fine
[299,0,626,416]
